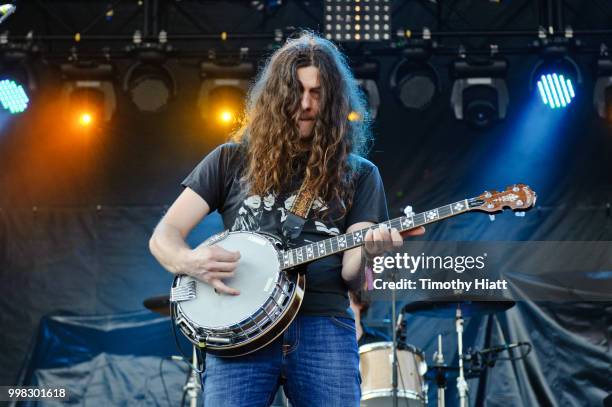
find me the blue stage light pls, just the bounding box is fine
[536,73,576,109]
[0,79,29,114]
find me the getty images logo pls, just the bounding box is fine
[372,252,488,274]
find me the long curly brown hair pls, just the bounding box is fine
[233,31,373,218]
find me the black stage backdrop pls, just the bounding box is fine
[1,2,612,406]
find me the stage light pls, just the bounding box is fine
[390,48,440,111]
[199,62,254,128]
[202,85,245,127]
[0,78,28,114]
[0,53,37,114]
[353,61,380,120]
[536,74,575,109]
[123,35,175,113]
[0,4,16,24]
[61,63,117,122]
[450,58,509,129]
[594,55,612,120]
[123,61,175,113]
[324,0,391,42]
[218,109,235,125]
[529,50,581,110]
[78,112,93,126]
[68,87,105,131]
[348,111,361,122]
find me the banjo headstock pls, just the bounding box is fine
[468,184,537,213]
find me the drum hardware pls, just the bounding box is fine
[182,346,202,407]
[390,268,400,407]
[432,334,447,407]
[403,296,518,407]
[423,342,532,375]
[395,293,532,407]
[455,305,468,407]
[463,341,532,376]
[425,363,462,406]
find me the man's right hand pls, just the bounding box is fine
[184,243,241,295]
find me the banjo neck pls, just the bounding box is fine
[279,199,471,270]
[279,184,537,270]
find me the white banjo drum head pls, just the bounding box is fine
[177,231,281,328]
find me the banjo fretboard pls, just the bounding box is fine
[279,198,482,270]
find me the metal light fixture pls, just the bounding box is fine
[450,57,509,129]
[198,62,254,127]
[61,62,117,123]
[529,45,581,110]
[390,44,440,111]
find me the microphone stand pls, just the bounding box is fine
[456,305,469,407]
[390,267,399,407]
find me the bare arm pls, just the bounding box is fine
[149,187,241,295]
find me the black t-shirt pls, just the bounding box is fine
[181,142,388,318]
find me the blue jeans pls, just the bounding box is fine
[202,315,361,407]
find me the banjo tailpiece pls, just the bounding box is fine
[171,280,196,302]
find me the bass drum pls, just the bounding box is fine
[359,341,427,407]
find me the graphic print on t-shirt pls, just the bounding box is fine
[228,193,275,232]
[229,192,340,236]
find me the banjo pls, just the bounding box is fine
[171,184,536,357]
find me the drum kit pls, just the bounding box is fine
[358,297,519,407]
[143,293,528,407]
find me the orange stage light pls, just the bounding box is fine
[348,111,361,122]
[78,112,93,127]
[219,109,234,124]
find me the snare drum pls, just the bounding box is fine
[359,341,427,407]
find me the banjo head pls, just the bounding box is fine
[175,231,282,328]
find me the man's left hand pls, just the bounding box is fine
[363,224,426,259]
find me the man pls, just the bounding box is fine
[149,32,424,407]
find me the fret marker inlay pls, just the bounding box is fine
[401,217,414,228]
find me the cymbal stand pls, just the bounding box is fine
[456,305,468,407]
[432,334,447,407]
